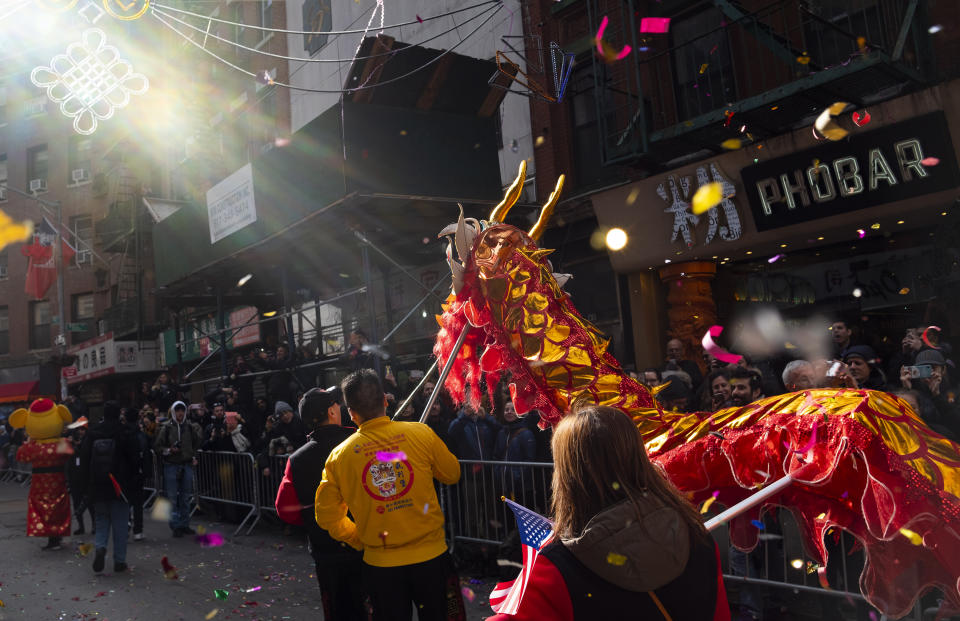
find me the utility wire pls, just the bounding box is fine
[151,3,497,66]
[150,3,503,94]
[152,0,500,36]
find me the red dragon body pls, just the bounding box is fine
[433,163,960,617]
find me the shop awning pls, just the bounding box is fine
[0,381,40,404]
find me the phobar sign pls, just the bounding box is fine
[741,111,960,232]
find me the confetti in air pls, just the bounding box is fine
[606,552,628,566]
[920,157,940,166]
[461,586,476,602]
[767,254,784,263]
[721,138,742,150]
[922,326,942,349]
[702,325,742,364]
[691,182,724,214]
[900,527,924,545]
[214,589,229,600]
[796,52,811,64]
[700,495,716,514]
[205,610,219,620]
[814,102,850,141]
[857,229,866,239]
[639,17,670,33]
[595,16,632,60]
[852,110,871,126]
[751,519,765,529]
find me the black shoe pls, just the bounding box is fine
[172,529,183,538]
[93,548,106,573]
[179,526,196,535]
[73,527,85,535]
[114,562,128,573]
[41,537,62,551]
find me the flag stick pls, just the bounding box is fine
[705,474,794,532]
[393,358,438,420]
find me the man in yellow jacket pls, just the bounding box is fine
[315,369,465,621]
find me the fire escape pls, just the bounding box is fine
[585,0,934,167]
[94,160,142,339]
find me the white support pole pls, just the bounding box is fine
[705,474,795,532]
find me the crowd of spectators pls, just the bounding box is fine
[639,321,960,441]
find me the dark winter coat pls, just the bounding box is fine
[78,418,140,504]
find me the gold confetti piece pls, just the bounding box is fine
[78,543,93,557]
[700,495,716,514]
[720,138,742,150]
[857,36,866,51]
[626,188,640,205]
[611,481,621,490]
[699,63,708,74]
[816,513,826,520]
[771,105,779,110]
[692,182,724,214]
[606,552,628,566]
[197,524,206,535]
[535,135,546,147]
[899,287,910,295]
[206,610,219,620]
[796,53,811,65]
[814,103,849,141]
[900,527,922,545]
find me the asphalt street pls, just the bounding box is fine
[0,482,496,621]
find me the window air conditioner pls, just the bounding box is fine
[71,168,90,183]
[25,100,46,116]
[29,178,47,193]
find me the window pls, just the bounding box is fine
[71,292,95,344]
[569,59,605,188]
[71,215,93,265]
[68,136,93,185]
[0,250,7,280]
[302,0,331,56]
[0,306,7,354]
[27,144,49,185]
[669,7,736,122]
[0,153,6,201]
[260,0,272,31]
[233,3,246,51]
[29,300,50,350]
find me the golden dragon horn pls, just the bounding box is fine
[527,174,565,242]
[489,159,527,223]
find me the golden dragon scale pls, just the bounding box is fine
[433,179,960,616]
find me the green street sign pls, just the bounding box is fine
[67,323,88,332]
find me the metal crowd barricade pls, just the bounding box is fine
[442,459,554,548]
[438,460,912,619]
[0,457,32,486]
[258,454,289,516]
[141,449,161,508]
[192,450,260,535]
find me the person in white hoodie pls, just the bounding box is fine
[154,401,203,537]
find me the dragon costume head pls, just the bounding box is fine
[434,161,658,428]
[9,398,72,443]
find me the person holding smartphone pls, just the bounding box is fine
[899,349,959,441]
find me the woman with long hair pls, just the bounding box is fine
[491,405,729,620]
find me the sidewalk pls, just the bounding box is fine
[0,482,496,620]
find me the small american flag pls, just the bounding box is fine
[489,499,555,615]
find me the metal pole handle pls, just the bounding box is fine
[419,325,471,424]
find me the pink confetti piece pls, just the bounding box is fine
[245,586,261,593]
[639,17,670,33]
[921,157,940,166]
[461,587,476,602]
[922,325,942,349]
[195,532,225,547]
[375,451,407,462]
[595,16,631,60]
[797,420,818,454]
[852,110,871,126]
[767,254,784,263]
[857,228,866,239]
[415,14,422,23]
[701,325,742,364]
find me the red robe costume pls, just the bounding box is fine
[16,440,71,537]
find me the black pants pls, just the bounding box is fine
[315,553,367,621]
[70,483,94,530]
[129,480,143,534]
[361,552,465,621]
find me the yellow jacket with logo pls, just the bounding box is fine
[315,415,461,567]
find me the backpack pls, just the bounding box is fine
[91,437,117,484]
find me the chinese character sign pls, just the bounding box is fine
[656,162,741,248]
